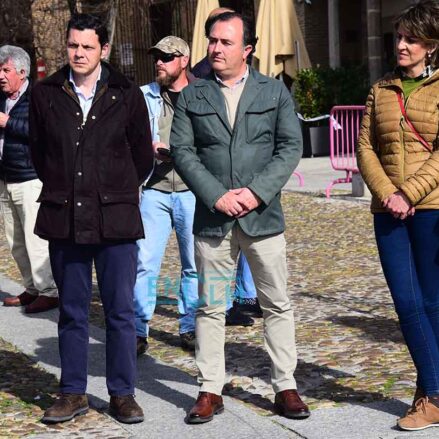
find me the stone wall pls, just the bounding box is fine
[294,0,329,67]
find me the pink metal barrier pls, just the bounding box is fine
[325,105,365,198]
[292,171,304,187]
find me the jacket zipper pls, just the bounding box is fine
[400,86,424,184]
[399,88,407,185]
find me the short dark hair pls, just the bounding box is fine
[206,12,257,56]
[394,0,439,68]
[67,13,109,47]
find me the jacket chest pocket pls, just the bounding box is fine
[187,102,223,145]
[245,101,276,144]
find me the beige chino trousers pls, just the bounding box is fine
[194,225,297,395]
[0,179,57,297]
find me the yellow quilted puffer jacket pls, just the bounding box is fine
[357,70,439,212]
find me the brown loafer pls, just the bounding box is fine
[42,393,89,423]
[187,392,224,424]
[3,291,37,307]
[274,389,310,419]
[24,296,59,314]
[109,395,144,424]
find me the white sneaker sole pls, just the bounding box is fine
[398,422,439,431]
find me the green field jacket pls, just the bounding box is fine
[170,67,302,237]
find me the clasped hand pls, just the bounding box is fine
[214,188,261,217]
[382,191,415,220]
[0,112,9,128]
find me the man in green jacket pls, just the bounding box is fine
[171,12,308,424]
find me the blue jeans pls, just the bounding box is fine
[134,189,198,337]
[374,211,439,396]
[232,252,257,305]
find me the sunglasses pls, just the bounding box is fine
[153,53,182,63]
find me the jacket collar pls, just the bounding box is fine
[141,81,161,99]
[42,61,131,88]
[378,68,439,89]
[194,67,269,133]
[0,79,31,109]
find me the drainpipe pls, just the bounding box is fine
[328,0,340,68]
[366,0,383,83]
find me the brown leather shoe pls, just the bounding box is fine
[274,389,310,419]
[3,291,37,307]
[25,296,59,314]
[42,393,89,423]
[187,392,224,424]
[109,395,144,424]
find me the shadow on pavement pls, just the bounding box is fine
[0,348,58,412]
[329,315,404,344]
[147,327,404,417]
[0,290,409,419]
[33,336,197,414]
[154,302,180,320]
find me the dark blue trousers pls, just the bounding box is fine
[49,240,138,396]
[374,211,439,396]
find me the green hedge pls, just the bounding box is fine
[293,66,370,119]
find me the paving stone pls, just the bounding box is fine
[0,191,420,437]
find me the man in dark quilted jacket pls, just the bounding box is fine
[0,45,58,313]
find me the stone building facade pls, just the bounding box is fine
[293,0,418,82]
[0,0,423,84]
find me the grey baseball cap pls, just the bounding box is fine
[148,36,190,57]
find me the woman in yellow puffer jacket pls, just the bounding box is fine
[357,0,439,432]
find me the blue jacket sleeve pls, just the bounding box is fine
[5,115,29,140]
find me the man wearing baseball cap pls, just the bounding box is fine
[133,36,199,355]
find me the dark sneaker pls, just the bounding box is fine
[109,395,144,424]
[180,331,196,351]
[137,336,148,357]
[237,298,263,318]
[42,393,89,423]
[226,302,254,327]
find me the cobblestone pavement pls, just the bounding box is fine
[0,191,416,436]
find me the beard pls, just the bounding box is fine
[156,67,182,88]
